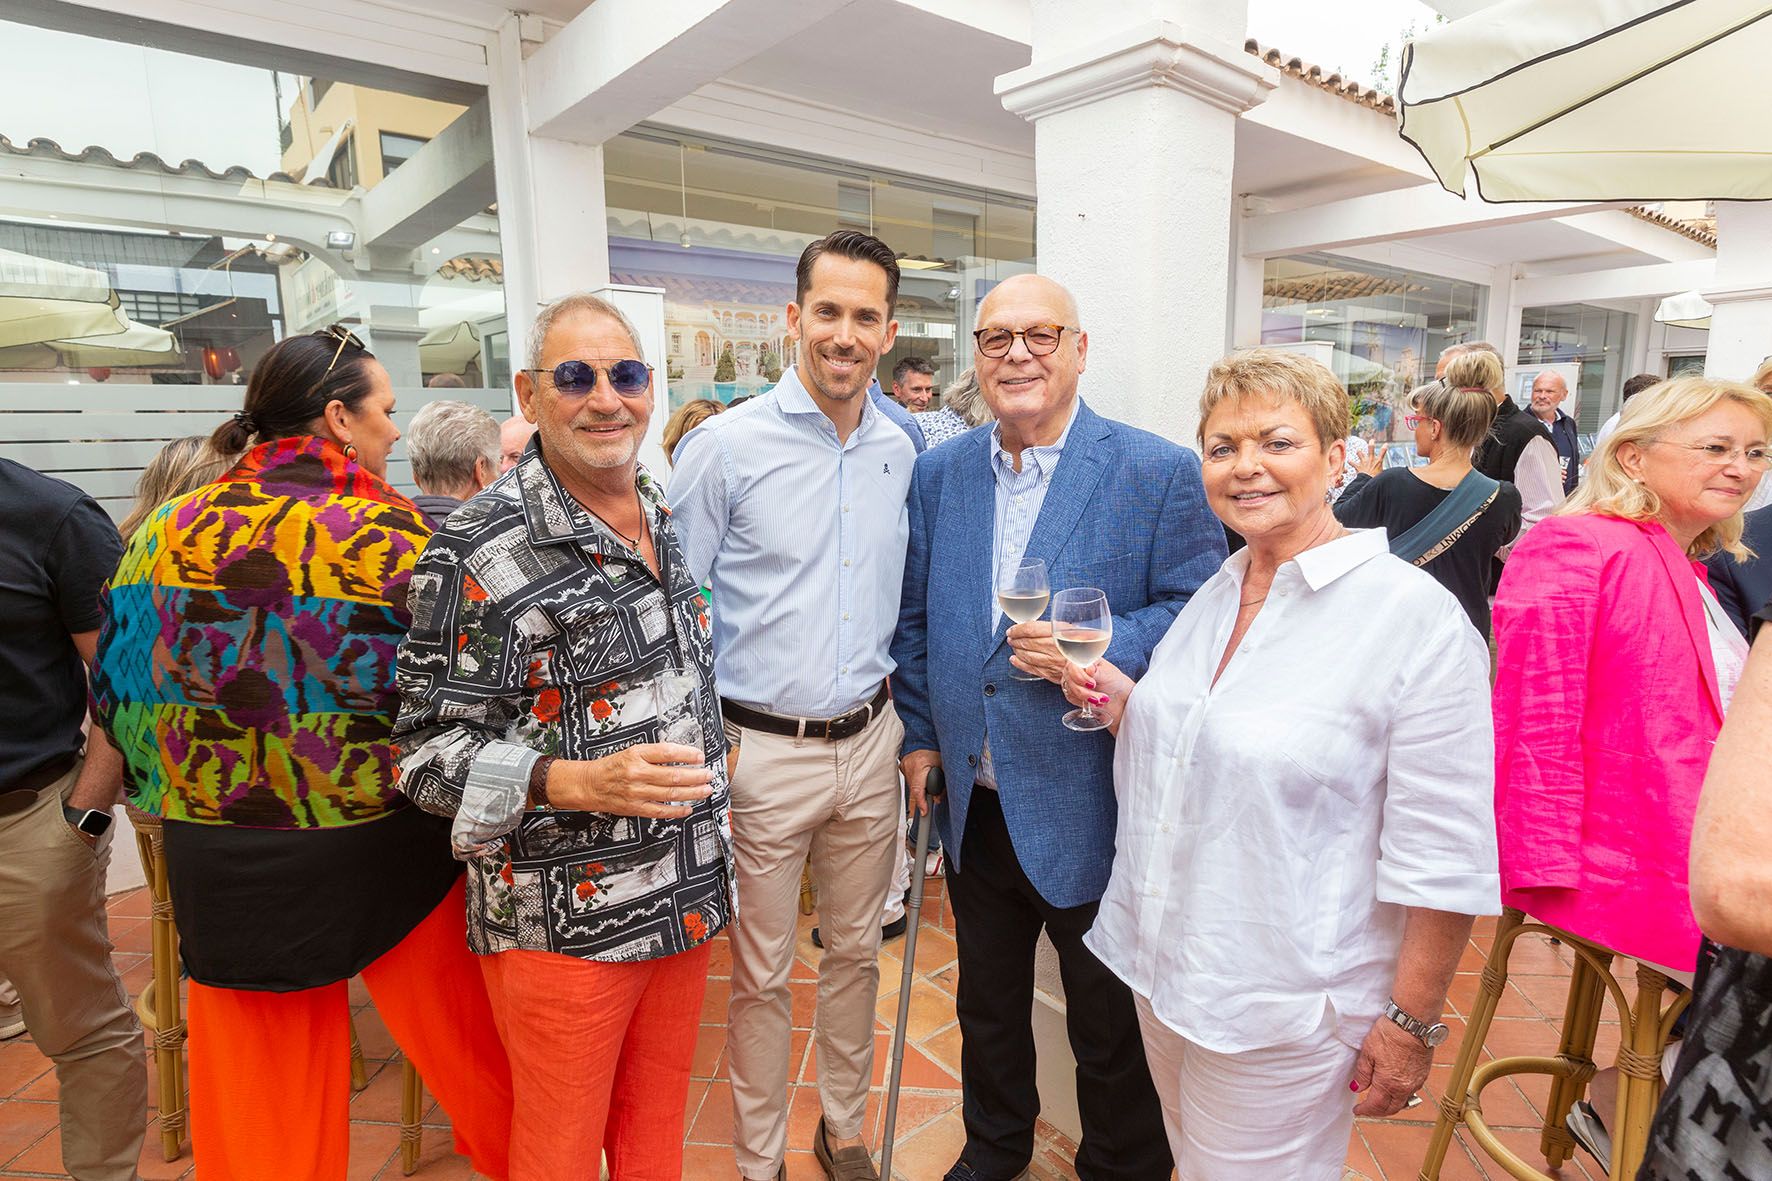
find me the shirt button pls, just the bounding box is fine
[843,559,851,567]
[1160,822,1171,833]
[841,665,849,674]
[842,612,850,621]
[1015,494,1024,503]
[843,505,850,513]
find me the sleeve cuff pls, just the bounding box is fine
[1376,862,1502,916]
[451,741,542,858]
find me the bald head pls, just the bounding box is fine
[499,415,537,472]
[973,273,1088,448]
[979,273,1081,330]
[1529,370,1569,422]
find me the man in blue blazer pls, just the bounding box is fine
[1707,504,1772,636]
[891,275,1225,1181]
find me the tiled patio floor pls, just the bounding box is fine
[0,888,1616,1180]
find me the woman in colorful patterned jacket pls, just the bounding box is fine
[92,327,512,1181]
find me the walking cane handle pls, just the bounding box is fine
[925,766,946,803]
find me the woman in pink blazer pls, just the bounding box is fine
[1494,376,1772,972]
[1493,376,1772,1168]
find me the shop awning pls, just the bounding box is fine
[0,247,128,349]
[1398,0,1772,201]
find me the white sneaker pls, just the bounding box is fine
[0,1005,25,1041]
[1566,1100,1612,1175]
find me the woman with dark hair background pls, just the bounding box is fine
[92,326,512,1181]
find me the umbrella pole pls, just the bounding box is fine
[879,767,945,1181]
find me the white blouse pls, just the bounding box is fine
[1084,529,1501,1055]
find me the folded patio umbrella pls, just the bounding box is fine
[1398,0,1772,201]
[1654,289,1714,327]
[0,318,181,369]
[0,247,129,348]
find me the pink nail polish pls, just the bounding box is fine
[1349,1080,1360,1092]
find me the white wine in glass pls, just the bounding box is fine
[997,556,1049,681]
[1052,587,1112,732]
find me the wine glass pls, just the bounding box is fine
[1052,587,1112,732]
[996,556,1049,682]
[649,670,705,809]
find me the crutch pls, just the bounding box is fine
[879,766,946,1180]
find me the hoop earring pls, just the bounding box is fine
[343,443,358,462]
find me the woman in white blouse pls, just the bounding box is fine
[1059,348,1499,1180]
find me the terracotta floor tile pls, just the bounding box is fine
[0,1045,51,1102]
[346,1120,404,1180]
[689,1081,735,1146]
[692,1023,728,1080]
[107,886,153,919]
[883,1107,966,1180]
[0,1100,58,1168]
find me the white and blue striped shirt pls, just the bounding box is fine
[979,398,1079,788]
[668,367,916,718]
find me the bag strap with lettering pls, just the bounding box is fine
[1388,469,1502,567]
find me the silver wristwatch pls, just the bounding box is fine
[1383,999,1450,1048]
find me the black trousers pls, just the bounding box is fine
[946,787,1170,1181]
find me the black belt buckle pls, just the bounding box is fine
[826,703,869,742]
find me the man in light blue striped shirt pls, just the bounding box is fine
[670,230,915,1181]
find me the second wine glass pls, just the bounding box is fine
[996,556,1049,682]
[1051,587,1112,732]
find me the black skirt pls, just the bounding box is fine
[163,803,464,991]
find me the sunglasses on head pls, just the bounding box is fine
[314,323,367,379]
[525,359,652,398]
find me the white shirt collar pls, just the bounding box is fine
[1224,528,1390,594]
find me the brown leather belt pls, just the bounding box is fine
[720,683,890,743]
[0,753,79,816]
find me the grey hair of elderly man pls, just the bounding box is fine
[524,293,647,371]
[407,399,500,499]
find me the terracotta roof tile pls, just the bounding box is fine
[0,133,326,186]
[1626,205,1717,249]
[1245,39,1397,115]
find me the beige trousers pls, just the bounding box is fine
[726,705,904,1180]
[0,762,147,1181]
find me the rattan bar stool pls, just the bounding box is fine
[1419,907,1690,1181]
[128,806,424,1170]
[125,805,185,1162]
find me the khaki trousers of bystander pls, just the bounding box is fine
[0,760,147,1181]
[726,704,904,1180]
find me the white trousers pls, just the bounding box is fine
[1134,995,1359,1181]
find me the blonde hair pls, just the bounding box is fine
[662,399,724,466]
[1750,356,1772,394]
[1199,348,1350,447]
[120,436,240,539]
[941,367,993,428]
[1442,350,1504,400]
[1560,375,1772,559]
[1411,380,1495,452]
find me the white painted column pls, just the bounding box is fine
[487,16,612,409]
[997,1,1276,445]
[1702,202,1772,383]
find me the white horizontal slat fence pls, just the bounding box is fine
[1,384,514,523]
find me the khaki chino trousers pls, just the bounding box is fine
[0,761,147,1181]
[726,704,903,1180]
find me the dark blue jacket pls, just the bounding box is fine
[1706,505,1772,637]
[890,399,1224,907]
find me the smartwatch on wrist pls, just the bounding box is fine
[1383,999,1450,1047]
[62,805,113,839]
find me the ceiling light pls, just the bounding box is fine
[679,232,692,249]
[896,256,949,270]
[326,229,356,250]
[265,232,276,242]
[431,246,442,254]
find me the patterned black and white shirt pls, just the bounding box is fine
[393,441,734,962]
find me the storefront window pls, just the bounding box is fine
[603,129,1036,411]
[1517,303,1637,432]
[1261,253,1487,446]
[0,20,508,515]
